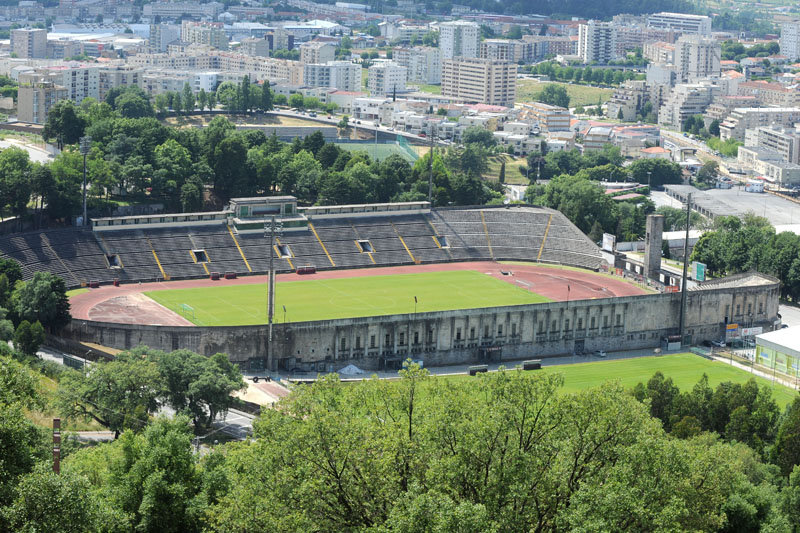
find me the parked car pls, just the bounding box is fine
[594,350,607,358]
[711,340,726,347]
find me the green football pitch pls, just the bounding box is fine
[144,270,550,326]
[442,353,798,408]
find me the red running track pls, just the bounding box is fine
[69,261,650,326]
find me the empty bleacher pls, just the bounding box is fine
[0,206,602,288]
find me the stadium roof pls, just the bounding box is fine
[756,326,800,359]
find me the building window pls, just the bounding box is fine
[385,333,391,346]
[511,323,517,336]
[399,332,405,346]
[603,316,609,328]
[498,324,503,336]
[616,314,622,325]
[591,317,596,329]
[578,318,583,329]
[484,325,489,338]
[747,303,752,316]
[456,328,462,341]
[370,335,376,348]
[736,304,741,315]
[470,327,475,339]
[758,302,763,314]
[428,329,433,343]
[356,336,361,349]
[564,319,570,331]
[551,319,557,331]
[340,337,346,351]
[413,331,419,345]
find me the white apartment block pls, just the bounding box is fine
[674,35,720,82]
[578,21,617,64]
[149,24,181,53]
[300,41,336,65]
[35,64,99,103]
[17,75,67,124]
[143,2,224,19]
[607,80,649,122]
[647,12,712,35]
[743,125,800,164]
[368,62,407,96]
[98,65,143,102]
[780,22,800,61]
[439,20,479,60]
[303,61,360,92]
[441,58,516,107]
[643,41,675,64]
[128,52,304,85]
[240,37,271,58]
[393,46,441,84]
[479,39,534,63]
[657,83,713,128]
[720,108,800,142]
[737,147,800,187]
[181,21,228,51]
[737,81,800,107]
[522,102,571,132]
[11,29,47,59]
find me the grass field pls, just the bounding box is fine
[485,154,530,185]
[444,353,797,408]
[516,80,614,107]
[145,270,550,326]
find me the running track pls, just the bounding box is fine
[69,261,650,326]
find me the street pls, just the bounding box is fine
[779,304,800,327]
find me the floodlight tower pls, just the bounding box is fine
[79,136,92,226]
[265,216,282,371]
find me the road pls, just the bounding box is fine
[779,304,800,327]
[0,138,55,164]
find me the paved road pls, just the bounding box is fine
[651,190,683,209]
[779,304,800,327]
[0,139,54,164]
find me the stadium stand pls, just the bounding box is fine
[0,205,602,288]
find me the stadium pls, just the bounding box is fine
[0,197,781,372]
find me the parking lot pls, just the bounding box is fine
[708,187,800,226]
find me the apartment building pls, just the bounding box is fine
[266,29,294,51]
[479,39,534,63]
[98,65,143,102]
[17,76,67,124]
[643,41,675,64]
[303,61,360,92]
[441,58,515,107]
[393,46,441,85]
[607,80,649,121]
[129,52,304,85]
[368,62,407,96]
[300,41,336,65]
[737,147,800,187]
[743,125,800,163]
[584,126,614,151]
[524,102,571,132]
[240,37,271,57]
[380,22,430,43]
[614,27,676,57]
[577,21,617,64]
[737,81,800,107]
[647,12,712,35]
[703,95,758,127]
[11,28,47,59]
[181,21,228,51]
[439,20,479,60]
[46,39,82,60]
[674,35,720,82]
[523,35,577,58]
[780,21,800,61]
[657,83,714,128]
[720,108,800,142]
[149,24,181,53]
[143,2,224,20]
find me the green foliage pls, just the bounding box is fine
[42,100,88,149]
[13,320,44,356]
[697,160,719,184]
[655,205,707,232]
[461,126,496,148]
[707,136,743,158]
[534,83,570,108]
[627,158,684,189]
[11,271,70,332]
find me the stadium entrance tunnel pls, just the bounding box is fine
[105,254,121,268]
[277,244,292,258]
[192,250,209,263]
[437,235,450,248]
[357,240,374,253]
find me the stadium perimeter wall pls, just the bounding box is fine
[61,278,780,371]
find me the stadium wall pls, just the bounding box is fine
[61,277,781,371]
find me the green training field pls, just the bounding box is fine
[334,142,419,162]
[144,270,550,326]
[444,353,797,408]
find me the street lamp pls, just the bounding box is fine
[647,171,652,193]
[79,136,92,226]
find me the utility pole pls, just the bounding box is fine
[265,216,282,371]
[52,418,61,474]
[678,193,691,346]
[427,124,435,203]
[79,136,92,226]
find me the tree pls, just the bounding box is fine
[154,93,169,115]
[212,134,251,201]
[289,93,304,109]
[207,90,216,111]
[56,351,163,438]
[0,258,22,284]
[337,115,350,129]
[12,271,70,331]
[3,467,101,533]
[534,84,570,108]
[197,88,208,112]
[627,158,683,189]
[527,174,619,235]
[498,160,506,184]
[709,119,721,137]
[461,126,496,148]
[182,82,195,112]
[0,146,32,218]
[773,398,800,477]
[13,320,44,355]
[261,81,273,111]
[506,25,522,39]
[42,100,87,149]
[115,88,154,118]
[697,160,719,184]
[153,348,246,429]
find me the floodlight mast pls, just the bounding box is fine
[265,216,282,371]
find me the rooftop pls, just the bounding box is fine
[756,325,800,357]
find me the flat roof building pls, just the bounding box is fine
[441,57,515,107]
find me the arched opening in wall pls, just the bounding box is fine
[192,249,209,263]
[106,254,121,268]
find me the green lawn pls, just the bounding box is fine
[67,288,89,297]
[417,84,442,95]
[445,353,797,408]
[516,80,614,107]
[485,154,530,185]
[335,142,418,162]
[145,270,550,326]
